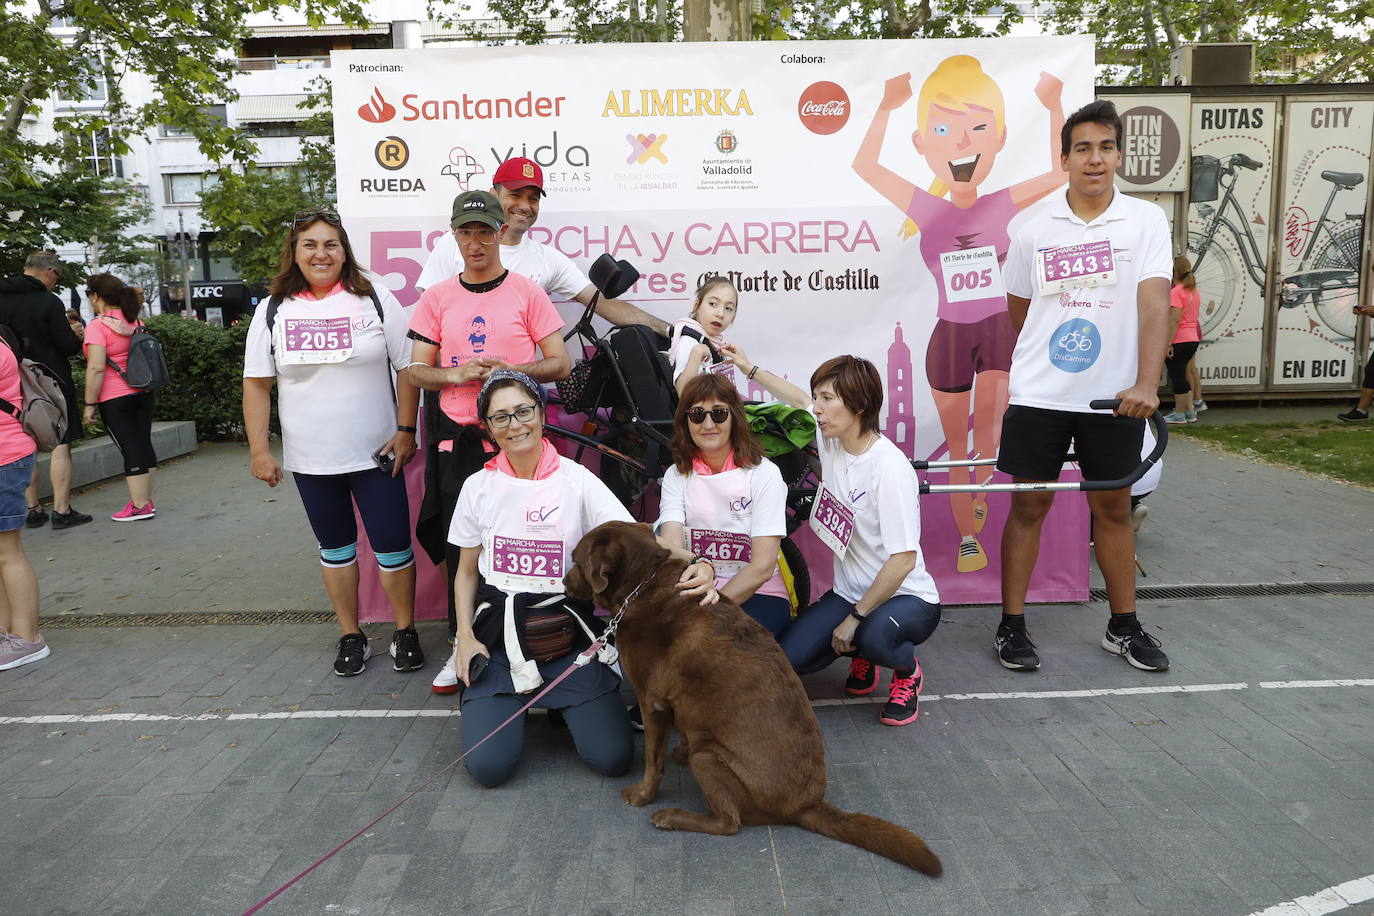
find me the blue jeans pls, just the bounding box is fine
[779,590,941,676]
[0,452,36,532]
[460,688,633,788]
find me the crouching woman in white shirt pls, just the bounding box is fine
[658,372,791,637]
[443,369,719,787]
[724,348,942,727]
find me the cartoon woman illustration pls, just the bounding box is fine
[852,56,1065,573]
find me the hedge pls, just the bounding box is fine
[71,313,272,442]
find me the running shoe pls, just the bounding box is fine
[995,624,1039,671]
[1194,399,1208,412]
[0,632,50,670]
[1163,411,1190,425]
[389,626,424,672]
[432,654,460,694]
[1101,621,1170,671]
[51,507,93,529]
[879,662,923,726]
[111,500,155,522]
[333,632,371,677]
[844,657,877,696]
[25,507,48,528]
[1338,408,1369,423]
[1130,502,1149,532]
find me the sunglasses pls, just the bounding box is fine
[685,406,731,425]
[455,226,498,245]
[293,208,341,226]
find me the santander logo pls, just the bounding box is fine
[358,88,397,123]
[797,81,850,135]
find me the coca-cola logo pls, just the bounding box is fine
[358,88,397,124]
[797,81,850,135]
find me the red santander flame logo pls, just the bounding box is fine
[797,81,850,135]
[358,88,397,124]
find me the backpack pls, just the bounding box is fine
[107,320,170,391]
[0,328,69,451]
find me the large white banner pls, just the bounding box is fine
[334,37,1097,604]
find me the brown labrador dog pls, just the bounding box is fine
[565,520,941,876]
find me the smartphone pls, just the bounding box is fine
[467,653,489,685]
[373,448,395,474]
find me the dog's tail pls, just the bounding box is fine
[795,802,942,876]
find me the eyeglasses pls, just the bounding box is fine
[293,208,341,226]
[455,227,498,245]
[485,403,538,429]
[685,406,731,425]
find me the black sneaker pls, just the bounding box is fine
[50,508,93,530]
[1102,622,1169,671]
[1337,408,1369,422]
[844,657,878,696]
[334,632,371,677]
[25,507,47,528]
[389,626,424,672]
[879,662,923,727]
[995,624,1040,671]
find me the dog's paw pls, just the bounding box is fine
[650,809,680,830]
[622,783,656,807]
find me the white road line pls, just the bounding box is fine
[1247,873,1374,916]
[1,678,1371,726]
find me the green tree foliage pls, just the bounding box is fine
[1037,0,1374,85]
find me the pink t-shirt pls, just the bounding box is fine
[408,272,563,425]
[905,187,1018,324]
[0,344,35,465]
[1170,285,1201,344]
[84,315,140,401]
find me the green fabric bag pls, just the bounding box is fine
[744,402,816,457]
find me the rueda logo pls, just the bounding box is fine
[441,147,485,190]
[358,88,396,123]
[374,136,408,170]
[797,81,850,135]
[626,132,669,165]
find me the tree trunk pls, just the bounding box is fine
[683,0,752,41]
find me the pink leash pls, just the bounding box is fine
[240,642,599,916]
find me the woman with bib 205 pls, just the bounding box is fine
[658,372,791,638]
[723,348,941,727]
[242,209,422,680]
[446,370,720,787]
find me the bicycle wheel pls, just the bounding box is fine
[1189,229,1239,339]
[1311,222,1363,340]
[779,535,811,616]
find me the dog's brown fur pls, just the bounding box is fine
[565,520,941,876]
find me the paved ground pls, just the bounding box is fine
[2,405,1373,916]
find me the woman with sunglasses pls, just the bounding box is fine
[658,373,790,637]
[82,273,158,521]
[723,346,941,727]
[242,209,422,679]
[444,369,718,787]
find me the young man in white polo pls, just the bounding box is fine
[418,157,668,336]
[995,100,1172,673]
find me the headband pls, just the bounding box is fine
[480,368,548,408]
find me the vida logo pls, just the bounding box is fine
[358,88,397,124]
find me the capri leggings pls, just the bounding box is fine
[292,467,414,570]
[98,392,157,476]
[1166,341,1199,395]
[780,590,941,676]
[460,689,633,788]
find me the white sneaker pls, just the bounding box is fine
[1131,502,1149,532]
[432,654,459,695]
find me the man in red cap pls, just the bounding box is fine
[418,157,668,335]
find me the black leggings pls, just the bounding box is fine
[99,392,157,476]
[1165,341,1199,396]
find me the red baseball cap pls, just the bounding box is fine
[491,157,546,196]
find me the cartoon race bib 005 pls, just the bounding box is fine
[939,245,1006,303]
[1035,239,1116,297]
[686,527,751,575]
[809,483,855,558]
[486,534,565,593]
[277,316,354,366]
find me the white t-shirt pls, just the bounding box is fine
[658,460,788,599]
[448,456,632,585]
[812,425,940,605]
[242,287,411,475]
[418,232,589,302]
[1003,188,1172,413]
[668,334,736,386]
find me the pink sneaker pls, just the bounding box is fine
[879,660,923,727]
[111,500,155,522]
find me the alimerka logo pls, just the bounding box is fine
[797,81,850,135]
[358,88,396,123]
[602,89,753,117]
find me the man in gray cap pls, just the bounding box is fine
[406,190,570,668]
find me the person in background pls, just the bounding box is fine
[1338,304,1374,422]
[0,324,48,670]
[1164,255,1201,425]
[667,277,740,398]
[82,273,158,522]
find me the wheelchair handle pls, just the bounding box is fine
[1082,399,1168,491]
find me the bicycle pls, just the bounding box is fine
[1278,168,1366,340]
[1187,152,1267,339]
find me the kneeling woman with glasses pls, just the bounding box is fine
[447,369,719,787]
[657,373,791,637]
